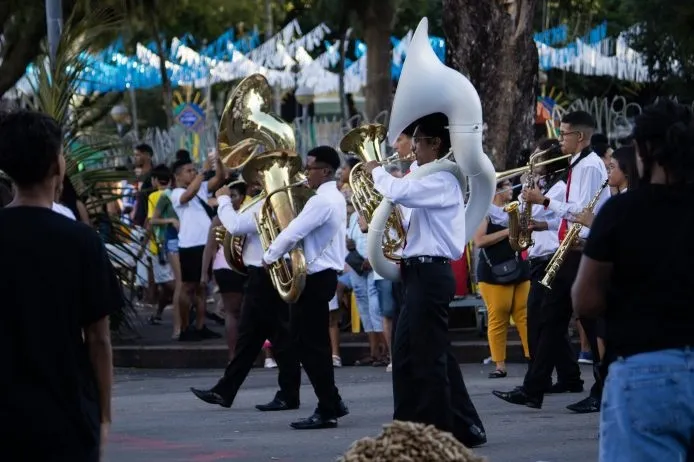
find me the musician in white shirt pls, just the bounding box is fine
[494,111,608,414]
[262,146,349,430]
[520,139,583,395]
[189,183,302,417]
[364,113,486,448]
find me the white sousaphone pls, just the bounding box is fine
[366,17,496,282]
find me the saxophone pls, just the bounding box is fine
[504,145,564,252]
[540,178,609,289]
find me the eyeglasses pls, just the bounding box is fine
[558,131,580,139]
[413,136,434,143]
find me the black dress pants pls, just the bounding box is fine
[213,266,301,404]
[578,317,604,400]
[527,257,579,387]
[393,261,484,446]
[523,251,583,396]
[291,269,342,418]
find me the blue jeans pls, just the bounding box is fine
[600,347,694,462]
[349,270,383,333]
[375,279,394,318]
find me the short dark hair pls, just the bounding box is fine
[344,156,360,170]
[135,143,154,156]
[151,164,172,184]
[171,159,191,175]
[561,111,595,130]
[0,110,63,187]
[230,181,247,197]
[414,112,451,157]
[590,133,611,158]
[175,149,191,162]
[307,146,341,171]
[537,138,560,152]
[402,122,417,138]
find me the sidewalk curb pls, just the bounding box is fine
[113,340,551,369]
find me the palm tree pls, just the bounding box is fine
[28,3,140,335]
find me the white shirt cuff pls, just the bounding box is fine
[217,195,232,207]
[371,166,386,182]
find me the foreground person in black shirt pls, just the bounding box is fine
[0,111,123,461]
[572,100,694,462]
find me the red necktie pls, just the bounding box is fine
[558,169,572,242]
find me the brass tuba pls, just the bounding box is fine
[216,73,303,281]
[340,124,407,260]
[502,145,566,251]
[246,150,314,303]
[218,73,312,303]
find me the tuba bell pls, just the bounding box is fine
[217,74,295,172]
[246,150,314,303]
[340,124,407,260]
[366,17,496,281]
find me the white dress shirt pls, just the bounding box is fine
[372,165,465,260]
[488,204,508,226]
[217,196,264,267]
[263,181,347,274]
[546,151,610,239]
[525,180,566,259]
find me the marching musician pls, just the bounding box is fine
[261,146,349,430]
[190,181,302,415]
[493,110,610,413]
[364,113,487,448]
[520,139,584,392]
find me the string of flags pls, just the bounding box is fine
[9,20,666,98]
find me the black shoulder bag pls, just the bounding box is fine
[196,195,216,219]
[481,248,522,284]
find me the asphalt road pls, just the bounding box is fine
[106,364,599,462]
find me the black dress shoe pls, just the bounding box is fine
[190,388,231,408]
[461,424,487,448]
[337,400,349,418]
[566,396,600,413]
[546,381,584,394]
[492,388,543,409]
[290,412,338,430]
[255,397,300,412]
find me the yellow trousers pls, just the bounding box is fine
[478,281,530,362]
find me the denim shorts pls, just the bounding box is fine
[166,238,179,254]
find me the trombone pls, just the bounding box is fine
[495,147,570,183]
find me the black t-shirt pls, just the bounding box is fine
[476,219,530,284]
[584,184,694,357]
[0,206,123,449]
[133,172,153,227]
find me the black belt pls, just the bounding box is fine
[402,256,451,266]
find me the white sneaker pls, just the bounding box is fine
[332,355,342,367]
[386,362,392,372]
[264,358,278,369]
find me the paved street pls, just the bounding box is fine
[107,364,598,462]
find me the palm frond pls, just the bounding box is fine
[28,2,143,336]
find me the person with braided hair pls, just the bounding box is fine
[572,99,694,462]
